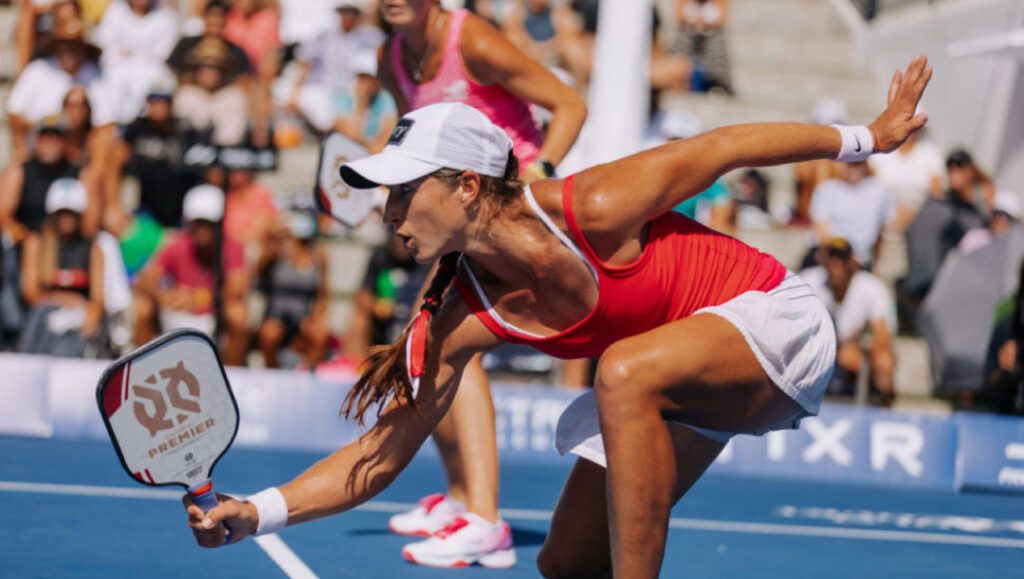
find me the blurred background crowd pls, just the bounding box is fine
[0,0,1021,415]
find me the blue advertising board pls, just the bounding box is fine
[956,412,1024,494]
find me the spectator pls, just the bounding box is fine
[167,0,252,86]
[255,208,330,369]
[650,4,691,93]
[108,85,195,238]
[0,116,101,243]
[791,98,846,225]
[223,0,280,83]
[502,0,559,66]
[17,178,107,357]
[173,37,250,146]
[976,258,1024,414]
[733,169,774,230]
[13,0,82,74]
[945,148,996,214]
[801,237,896,406]
[62,85,124,226]
[332,51,397,152]
[92,0,179,124]
[278,0,385,134]
[898,149,991,330]
[223,168,279,249]
[277,0,335,56]
[868,127,944,231]
[645,109,734,234]
[132,184,249,365]
[673,0,731,93]
[7,10,113,161]
[553,0,598,88]
[60,86,97,169]
[343,235,431,361]
[810,160,894,270]
[959,190,1021,255]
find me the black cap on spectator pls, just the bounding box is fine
[946,148,973,168]
[205,0,230,13]
[147,86,175,101]
[824,237,854,260]
[37,114,67,136]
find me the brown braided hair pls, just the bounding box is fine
[341,154,522,424]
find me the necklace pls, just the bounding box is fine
[410,12,446,84]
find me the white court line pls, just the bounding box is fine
[0,481,316,579]
[3,480,1024,551]
[252,535,318,579]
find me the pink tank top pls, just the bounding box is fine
[391,9,543,165]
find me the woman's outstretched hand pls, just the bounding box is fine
[869,54,933,154]
[183,493,258,548]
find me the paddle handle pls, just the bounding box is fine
[189,479,233,543]
[188,479,219,512]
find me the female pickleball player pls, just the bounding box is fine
[376,0,585,566]
[185,56,931,577]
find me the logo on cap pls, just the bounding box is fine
[387,119,415,146]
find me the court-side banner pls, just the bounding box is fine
[2,356,1023,493]
[0,354,52,438]
[712,405,957,490]
[955,412,1024,493]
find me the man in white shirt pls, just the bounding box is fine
[6,12,114,160]
[868,132,944,231]
[92,0,180,124]
[277,0,385,133]
[811,160,895,269]
[801,238,897,406]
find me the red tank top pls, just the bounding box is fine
[454,176,787,359]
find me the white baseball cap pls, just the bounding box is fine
[182,184,225,222]
[45,178,88,214]
[350,50,377,77]
[811,97,848,125]
[339,102,513,189]
[993,190,1021,219]
[657,109,702,140]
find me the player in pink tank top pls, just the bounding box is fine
[188,59,933,577]
[379,1,585,180]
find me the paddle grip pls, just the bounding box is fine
[189,479,233,543]
[189,479,219,512]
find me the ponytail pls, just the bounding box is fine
[342,252,462,425]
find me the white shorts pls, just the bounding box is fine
[555,272,836,466]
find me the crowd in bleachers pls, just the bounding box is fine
[0,0,1020,414]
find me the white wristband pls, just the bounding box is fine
[248,487,288,536]
[831,125,874,163]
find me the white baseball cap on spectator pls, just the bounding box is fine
[351,50,377,78]
[182,184,225,222]
[993,190,1021,220]
[657,109,702,141]
[45,178,88,214]
[811,97,848,125]
[334,0,365,11]
[340,102,513,189]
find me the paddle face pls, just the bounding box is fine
[314,132,381,227]
[96,329,239,489]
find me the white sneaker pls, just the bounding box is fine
[401,513,517,569]
[388,493,466,537]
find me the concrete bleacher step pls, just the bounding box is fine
[894,336,935,398]
[728,34,866,77]
[729,68,882,117]
[729,0,850,36]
